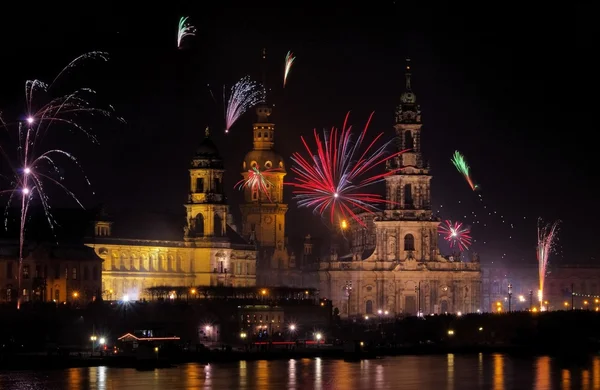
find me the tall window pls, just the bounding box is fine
[195,177,204,193]
[404,130,414,149]
[404,184,413,208]
[195,213,205,236]
[365,300,373,314]
[23,265,30,279]
[213,178,221,193]
[214,213,223,237]
[404,234,415,251]
[72,267,77,280]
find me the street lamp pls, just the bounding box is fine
[90,335,97,352]
[507,283,513,312]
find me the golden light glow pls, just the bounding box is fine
[447,330,454,335]
[496,301,502,306]
[584,300,589,305]
[72,292,79,298]
[340,219,348,230]
[564,301,569,307]
[261,289,267,295]
[190,288,196,294]
[496,307,502,312]
[532,307,538,312]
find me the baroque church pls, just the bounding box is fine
[310,60,482,317]
[86,128,257,300]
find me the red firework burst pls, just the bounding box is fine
[438,220,472,251]
[288,112,409,226]
[234,164,281,202]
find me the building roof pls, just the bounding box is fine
[0,240,102,262]
[195,135,221,160]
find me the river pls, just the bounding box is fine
[0,354,597,389]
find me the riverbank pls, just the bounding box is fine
[1,343,596,370]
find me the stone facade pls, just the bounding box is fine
[86,129,257,300]
[313,60,482,317]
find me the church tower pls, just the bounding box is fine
[240,49,289,282]
[382,59,440,261]
[184,127,228,240]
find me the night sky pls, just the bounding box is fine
[0,3,596,266]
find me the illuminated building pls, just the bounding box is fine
[86,128,257,300]
[312,60,482,317]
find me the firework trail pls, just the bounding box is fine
[537,218,560,309]
[438,219,472,252]
[283,51,296,88]
[235,164,281,202]
[177,16,196,48]
[451,151,478,191]
[206,84,217,104]
[288,112,409,226]
[223,76,264,134]
[0,52,123,308]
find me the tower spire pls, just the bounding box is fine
[205,126,210,138]
[405,58,412,91]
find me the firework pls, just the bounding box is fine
[0,52,122,308]
[223,76,264,133]
[235,164,281,202]
[283,51,296,88]
[288,112,409,226]
[451,151,478,191]
[537,218,560,309]
[438,220,472,252]
[177,16,196,48]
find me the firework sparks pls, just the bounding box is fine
[177,16,196,48]
[438,220,472,252]
[288,112,409,226]
[0,52,122,308]
[283,51,296,88]
[223,76,264,134]
[451,151,478,191]
[537,218,560,309]
[235,164,281,202]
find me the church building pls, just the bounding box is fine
[86,129,257,300]
[314,60,482,317]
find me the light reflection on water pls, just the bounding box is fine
[0,354,598,389]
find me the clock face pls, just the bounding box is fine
[264,216,273,224]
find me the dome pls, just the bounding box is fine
[242,149,286,172]
[195,137,221,159]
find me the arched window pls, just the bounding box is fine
[214,213,223,237]
[404,234,415,251]
[195,213,205,236]
[404,130,414,149]
[365,300,373,314]
[257,132,262,138]
[196,177,204,193]
[265,161,272,169]
[404,184,413,208]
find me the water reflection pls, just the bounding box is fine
[287,359,296,389]
[239,361,247,389]
[447,353,455,389]
[561,369,571,390]
[4,355,600,389]
[535,356,550,390]
[493,353,504,390]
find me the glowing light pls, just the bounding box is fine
[261,289,267,295]
[26,117,34,124]
[289,324,296,331]
[283,51,296,88]
[224,76,264,133]
[23,167,31,174]
[122,294,130,302]
[21,188,29,194]
[177,16,196,48]
[288,112,409,226]
[448,330,455,335]
[340,219,348,230]
[315,333,322,340]
[99,337,106,345]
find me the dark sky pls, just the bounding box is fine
[0,3,596,265]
